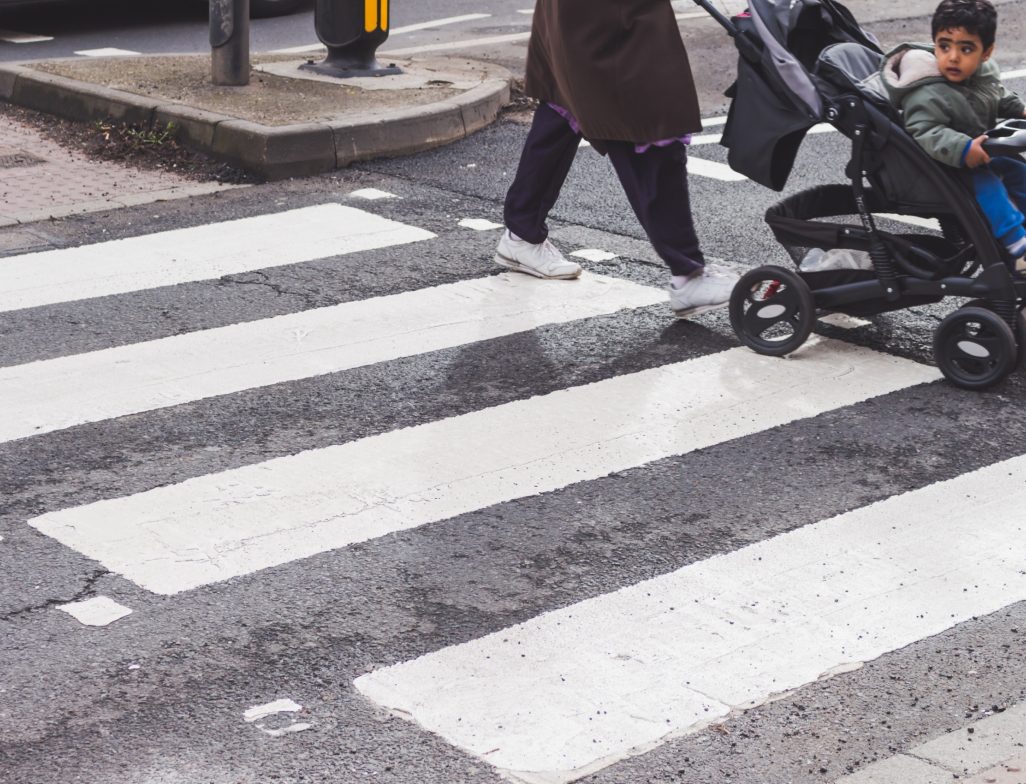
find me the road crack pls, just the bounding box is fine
[1,567,110,622]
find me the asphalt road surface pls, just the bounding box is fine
[4,3,1026,784]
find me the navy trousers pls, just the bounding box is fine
[503,103,706,276]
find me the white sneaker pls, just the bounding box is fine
[668,265,739,318]
[495,231,582,280]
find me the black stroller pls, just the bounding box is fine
[694,0,1026,390]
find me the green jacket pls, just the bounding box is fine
[880,43,1026,167]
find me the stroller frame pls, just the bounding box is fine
[695,0,1026,389]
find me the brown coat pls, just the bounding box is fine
[524,0,703,144]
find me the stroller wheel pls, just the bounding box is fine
[960,300,1026,367]
[729,266,816,357]
[933,306,1017,390]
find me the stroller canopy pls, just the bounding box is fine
[722,0,881,190]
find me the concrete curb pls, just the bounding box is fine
[0,59,512,180]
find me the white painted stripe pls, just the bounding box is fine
[686,156,748,181]
[29,338,937,596]
[383,32,531,57]
[390,14,492,35]
[1002,67,1026,80]
[355,455,1026,783]
[269,14,493,53]
[0,273,664,444]
[0,29,54,43]
[0,205,434,313]
[74,48,141,57]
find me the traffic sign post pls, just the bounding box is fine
[210,0,251,86]
[301,0,402,78]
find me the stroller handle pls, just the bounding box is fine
[691,0,739,35]
[983,118,1026,156]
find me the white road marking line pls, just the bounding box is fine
[270,13,493,54]
[348,188,399,200]
[459,218,503,230]
[0,30,54,43]
[74,48,141,57]
[1002,67,1026,79]
[383,32,531,57]
[686,156,748,181]
[0,273,664,444]
[0,205,434,313]
[356,455,1026,783]
[390,13,492,35]
[29,338,937,596]
[57,597,132,627]
[570,249,617,262]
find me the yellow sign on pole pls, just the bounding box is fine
[364,0,388,32]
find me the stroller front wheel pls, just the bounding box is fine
[729,266,816,357]
[933,306,1017,390]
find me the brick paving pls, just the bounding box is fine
[0,113,242,226]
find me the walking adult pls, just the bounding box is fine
[495,0,738,317]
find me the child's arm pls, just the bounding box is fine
[902,96,977,168]
[998,82,1026,119]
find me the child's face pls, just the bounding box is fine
[934,26,994,83]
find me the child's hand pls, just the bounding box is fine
[965,135,991,168]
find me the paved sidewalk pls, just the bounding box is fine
[837,703,1026,783]
[0,111,243,227]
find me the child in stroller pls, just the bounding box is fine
[693,0,1026,390]
[881,0,1026,271]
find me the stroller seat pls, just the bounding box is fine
[814,42,894,120]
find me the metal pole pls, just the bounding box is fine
[211,0,251,86]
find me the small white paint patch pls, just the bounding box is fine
[74,48,141,56]
[355,455,1026,782]
[819,313,872,330]
[29,338,937,595]
[58,597,132,627]
[877,213,942,231]
[458,218,503,231]
[686,156,748,181]
[570,249,617,262]
[244,699,302,722]
[245,699,312,737]
[348,188,398,200]
[0,30,54,43]
[0,204,435,313]
[0,273,663,443]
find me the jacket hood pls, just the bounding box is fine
[881,43,944,100]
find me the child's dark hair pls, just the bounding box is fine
[932,0,998,49]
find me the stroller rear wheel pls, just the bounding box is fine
[959,300,1026,366]
[933,306,1017,390]
[729,266,816,357]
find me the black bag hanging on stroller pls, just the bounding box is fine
[695,0,1026,390]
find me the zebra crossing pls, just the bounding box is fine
[3,197,1026,783]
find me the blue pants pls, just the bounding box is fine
[972,156,1026,249]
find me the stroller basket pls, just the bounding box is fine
[765,184,970,315]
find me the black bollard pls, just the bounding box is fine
[300,0,402,78]
[211,0,251,86]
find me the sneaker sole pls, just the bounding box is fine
[671,300,731,319]
[494,253,582,280]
